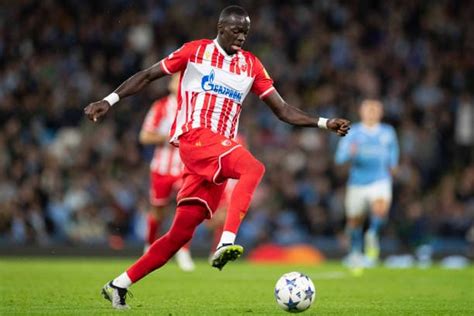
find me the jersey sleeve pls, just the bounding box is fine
[160,41,196,75]
[250,56,275,99]
[142,100,164,132]
[335,131,355,165]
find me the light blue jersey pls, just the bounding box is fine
[335,123,399,185]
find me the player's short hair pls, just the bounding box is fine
[361,99,383,108]
[219,5,249,23]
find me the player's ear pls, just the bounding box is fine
[217,21,224,35]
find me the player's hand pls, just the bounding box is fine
[327,118,351,137]
[390,167,398,177]
[84,100,111,122]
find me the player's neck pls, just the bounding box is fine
[362,122,380,132]
[215,38,236,56]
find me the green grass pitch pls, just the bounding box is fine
[0,257,473,315]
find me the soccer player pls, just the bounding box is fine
[140,74,195,271]
[335,99,399,269]
[84,5,350,309]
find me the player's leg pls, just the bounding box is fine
[145,173,195,271]
[364,199,388,264]
[216,147,265,245]
[175,241,195,272]
[365,180,392,265]
[364,180,392,265]
[346,217,364,256]
[210,210,225,253]
[144,205,165,253]
[144,172,173,252]
[210,147,265,269]
[102,202,207,309]
[171,176,196,272]
[344,185,367,271]
[208,179,234,254]
[205,205,226,262]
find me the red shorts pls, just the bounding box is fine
[176,128,243,218]
[149,172,182,206]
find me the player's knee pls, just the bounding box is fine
[247,158,265,179]
[347,217,363,227]
[151,206,165,219]
[372,199,389,216]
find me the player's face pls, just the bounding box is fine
[218,15,250,54]
[360,100,383,125]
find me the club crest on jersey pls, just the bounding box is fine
[221,140,232,146]
[239,56,247,72]
[201,70,243,102]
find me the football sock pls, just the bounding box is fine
[212,224,224,251]
[348,226,363,254]
[217,231,236,248]
[145,213,160,246]
[126,203,207,283]
[220,148,265,235]
[368,215,385,236]
[181,241,191,251]
[112,272,132,289]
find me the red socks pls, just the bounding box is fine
[181,241,191,251]
[145,213,160,246]
[127,203,207,283]
[220,148,265,235]
[212,224,224,251]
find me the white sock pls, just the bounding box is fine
[143,243,150,254]
[217,231,236,249]
[112,272,132,289]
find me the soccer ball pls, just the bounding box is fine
[274,272,316,313]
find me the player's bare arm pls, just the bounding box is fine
[84,63,167,122]
[139,130,169,146]
[263,90,351,137]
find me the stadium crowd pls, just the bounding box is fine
[0,0,473,256]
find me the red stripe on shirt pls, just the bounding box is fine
[217,54,225,69]
[230,57,237,74]
[235,58,241,75]
[189,48,196,63]
[221,100,235,135]
[229,104,242,138]
[183,91,189,132]
[169,74,184,137]
[199,93,212,127]
[211,47,219,67]
[244,54,251,76]
[218,99,233,134]
[216,98,230,133]
[196,45,205,64]
[205,94,218,128]
[184,92,198,133]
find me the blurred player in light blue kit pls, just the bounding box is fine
[335,99,399,268]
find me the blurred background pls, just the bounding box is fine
[0,0,473,261]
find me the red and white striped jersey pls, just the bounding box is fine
[160,39,275,144]
[142,95,183,176]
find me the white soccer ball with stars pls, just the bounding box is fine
[274,271,316,313]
